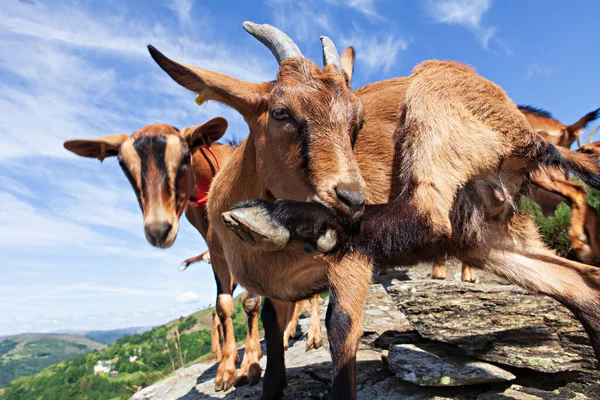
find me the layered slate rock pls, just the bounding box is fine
[362,284,418,348]
[386,279,596,373]
[131,265,599,400]
[386,343,515,386]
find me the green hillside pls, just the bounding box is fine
[0,334,106,388]
[0,295,257,400]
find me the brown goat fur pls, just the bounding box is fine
[149,25,600,400]
[434,106,600,281]
[223,62,600,398]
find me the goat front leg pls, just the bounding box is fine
[306,293,323,351]
[235,291,263,387]
[326,253,372,400]
[179,250,211,271]
[224,199,449,267]
[212,257,238,392]
[261,297,290,400]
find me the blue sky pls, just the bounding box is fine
[1,0,599,336]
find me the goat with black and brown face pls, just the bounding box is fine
[63,120,270,390]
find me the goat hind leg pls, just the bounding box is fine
[531,172,592,263]
[261,297,290,400]
[461,263,477,283]
[212,258,238,392]
[283,302,299,351]
[236,291,263,387]
[431,257,448,280]
[465,220,600,360]
[584,207,600,265]
[306,293,323,351]
[211,309,223,361]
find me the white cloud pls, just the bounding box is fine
[0,0,271,162]
[340,29,409,75]
[425,0,508,53]
[175,291,201,304]
[168,0,195,25]
[0,192,105,247]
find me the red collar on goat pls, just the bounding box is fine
[188,146,221,207]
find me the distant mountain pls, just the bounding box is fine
[85,327,153,345]
[0,333,106,388]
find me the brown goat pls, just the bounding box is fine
[433,106,600,281]
[525,106,600,263]
[63,120,268,390]
[148,23,600,400]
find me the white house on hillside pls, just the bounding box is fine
[93,360,112,375]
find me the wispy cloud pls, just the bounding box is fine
[424,0,509,54]
[527,63,554,80]
[326,0,383,19]
[168,0,195,25]
[340,28,409,75]
[268,0,332,42]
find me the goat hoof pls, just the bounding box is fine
[248,363,262,386]
[222,208,290,251]
[578,234,588,243]
[179,262,189,272]
[306,332,323,352]
[316,229,337,252]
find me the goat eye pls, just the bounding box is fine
[271,108,290,121]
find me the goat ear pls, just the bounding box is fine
[148,45,268,116]
[340,46,355,83]
[63,134,129,162]
[183,117,229,151]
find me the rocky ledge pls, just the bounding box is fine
[132,262,599,399]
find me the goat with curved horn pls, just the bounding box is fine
[242,21,302,65]
[321,36,343,70]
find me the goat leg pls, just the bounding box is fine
[261,298,289,400]
[326,253,372,400]
[235,291,263,387]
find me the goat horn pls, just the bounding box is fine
[320,36,342,70]
[587,125,600,145]
[242,21,302,65]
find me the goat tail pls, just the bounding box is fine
[537,143,600,189]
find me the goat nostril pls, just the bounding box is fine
[335,185,366,211]
[145,222,173,244]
